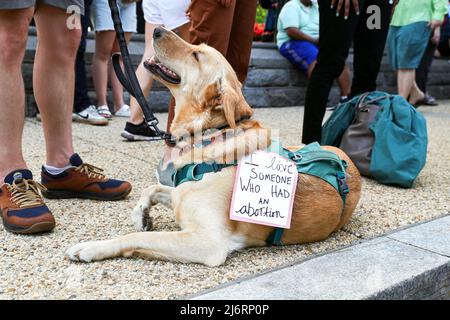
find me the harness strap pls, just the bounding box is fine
[266,228,284,246]
[174,162,236,187]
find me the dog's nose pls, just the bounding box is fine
[153,27,163,40]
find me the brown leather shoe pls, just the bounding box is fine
[41,154,132,201]
[0,170,55,234]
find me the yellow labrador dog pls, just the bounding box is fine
[67,28,361,266]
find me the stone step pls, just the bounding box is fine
[23,28,450,116]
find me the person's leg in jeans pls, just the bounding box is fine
[0,7,34,181]
[302,0,361,144]
[74,0,92,114]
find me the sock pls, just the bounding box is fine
[44,164,74,175]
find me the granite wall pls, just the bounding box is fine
[23,29,450,116]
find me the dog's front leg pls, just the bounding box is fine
[66,230,229,267]
[131,184,173,231]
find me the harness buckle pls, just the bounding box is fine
[211,163,221,172]
[291,153,302,161]
[336,172,349,196]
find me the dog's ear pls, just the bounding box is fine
[220,76,253,128]
[201,81,223,110]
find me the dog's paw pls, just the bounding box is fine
[66,241,112,263]
[131,203,153,232]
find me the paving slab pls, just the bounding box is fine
[191,217,450,300]
[387,215,450,257]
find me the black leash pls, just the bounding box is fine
[108,0,173,142]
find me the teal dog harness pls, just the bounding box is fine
[173,141,349,246]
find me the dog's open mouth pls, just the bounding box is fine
[144,56,181,84]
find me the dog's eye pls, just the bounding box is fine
[192,51,199,62]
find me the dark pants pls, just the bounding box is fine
[188,0,258,83]
[302,0,393,144]
[74,0,93,113]
[416,38,437,93]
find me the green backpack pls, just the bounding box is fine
[321,91,428,188]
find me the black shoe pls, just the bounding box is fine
[121,121,166,141]
[422,94,438,106]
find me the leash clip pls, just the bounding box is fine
[145,119,175,143]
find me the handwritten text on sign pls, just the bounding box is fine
[230,151,298,228]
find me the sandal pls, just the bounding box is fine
[97,105,113,119]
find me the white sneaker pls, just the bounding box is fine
[72,106,108,126]
[96,105,113,119]
[115,104,131,117]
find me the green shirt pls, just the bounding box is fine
[390,0,448,26]
[276,0,319,48]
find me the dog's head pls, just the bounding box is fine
[144,27,253,140]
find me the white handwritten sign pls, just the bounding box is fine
[230,151,298,229]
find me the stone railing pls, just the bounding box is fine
[24,28,450,116]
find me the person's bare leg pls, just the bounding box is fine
[336,64,351,97]
[409,79,425,105]
[0,8,34,181]
[33,5,81,167]
[397,69,424,104]
[92,31,115,107]
[128,22,160,124]
[306,60,317,79]
[397,69,413,98]
[110,32,132,112]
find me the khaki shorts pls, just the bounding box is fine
[0,0,84,14]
